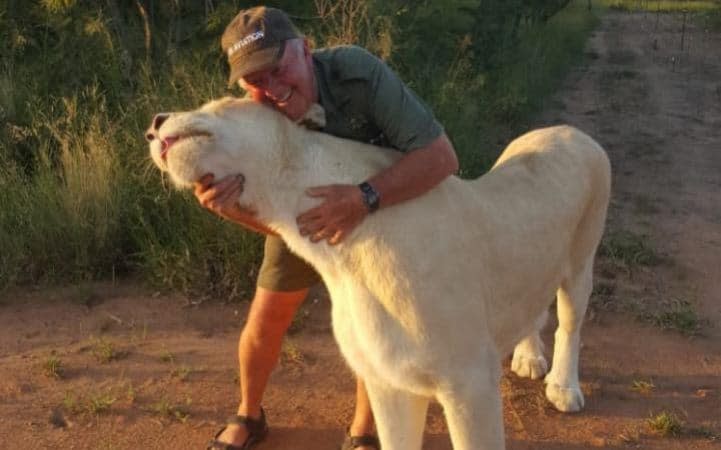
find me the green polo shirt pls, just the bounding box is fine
[312,45,443,151]
[258,45,444,292]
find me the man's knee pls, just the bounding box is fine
[244,287,309,336]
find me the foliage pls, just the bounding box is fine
[630,379,655,395]
[702,2,721,30]
[0,0,600,297]
[648,410,684,436]
[599,230,659,268]
[600,0,718,12]
[643,298,704,336]
[148,397,192,422]
[43,353,64,379]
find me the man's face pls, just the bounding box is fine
[239,39,316,122]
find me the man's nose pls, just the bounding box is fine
[145,113,170,141]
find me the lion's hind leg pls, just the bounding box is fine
[365,381,429,450]
[511,309,549,380]
[544,257,593,412]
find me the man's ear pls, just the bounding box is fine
[302,37,313,56]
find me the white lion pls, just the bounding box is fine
[146,97,611,450]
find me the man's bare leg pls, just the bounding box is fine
[215,287,376,448]
[216,287,307,446]
[348,378,378,449]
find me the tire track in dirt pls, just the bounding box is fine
[527,10,721,449]
[538,11,721,332]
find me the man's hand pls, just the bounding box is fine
[194,174,249,220]
[296,184,368,245]
[193,174,276,235]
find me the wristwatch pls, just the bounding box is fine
[358,181,380,213]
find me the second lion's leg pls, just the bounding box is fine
[511,309,549,380]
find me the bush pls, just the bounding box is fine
[0,0,600,298]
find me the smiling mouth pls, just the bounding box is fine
[159,131,211,160]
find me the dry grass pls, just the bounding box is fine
[648,410,683,436]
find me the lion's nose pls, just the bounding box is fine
[153,113,169,130]
[145,113,170,142]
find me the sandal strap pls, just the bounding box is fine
[207,439,246,450]
[207,408,268,450]
[345,433,381,449]
[226,408,268,435]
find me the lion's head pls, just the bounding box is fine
[145,97,287,189]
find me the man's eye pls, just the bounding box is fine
[246,78,260,86]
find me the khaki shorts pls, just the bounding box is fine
[256,235,321,292]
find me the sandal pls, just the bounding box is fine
[340,431,381,450]
[207,408,269,450]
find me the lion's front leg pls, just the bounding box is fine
[437,349,505,450]
[364,380,429,450]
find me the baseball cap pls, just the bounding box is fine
[221,6,301,87]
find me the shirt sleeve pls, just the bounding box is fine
[365,51,444,151]
[330,46,443,152]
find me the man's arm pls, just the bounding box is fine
[367,133,457,209]
[296,46,458,245]
[296,133,458,245]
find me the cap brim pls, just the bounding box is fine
[227,43,285,88]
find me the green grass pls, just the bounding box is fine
[43,353,64,379]
[91,337,128,363]
[601,0,719,12]
[171,365,192,382]
[148,398,191,422]
[159,348,175,363]
[644,298,704,335]
[598,0,721,32]
[436,0,601,178]
[0,0,604,297]
[281,339,305,365]
[631,379,655,394]
[599,230,660,268]
[86,392,117,415]
[125,381,137,405]
[648,410,683,436]
[702,5,721,29]
[62,390,116,416]
[62,391,80,414]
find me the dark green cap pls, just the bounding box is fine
[221,6,301,87]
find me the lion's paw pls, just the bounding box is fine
[511,352,548,380]
[545,382,585,412]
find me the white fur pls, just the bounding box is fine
[148,98,611,449]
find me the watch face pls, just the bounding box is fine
[367,190,379,207]
[360,182,380,212]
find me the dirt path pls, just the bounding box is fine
[1,10,720,450]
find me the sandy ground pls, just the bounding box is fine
[1,10,720,450]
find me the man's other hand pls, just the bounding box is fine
[296,184,368,245]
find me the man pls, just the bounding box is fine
[200,6,458,450]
